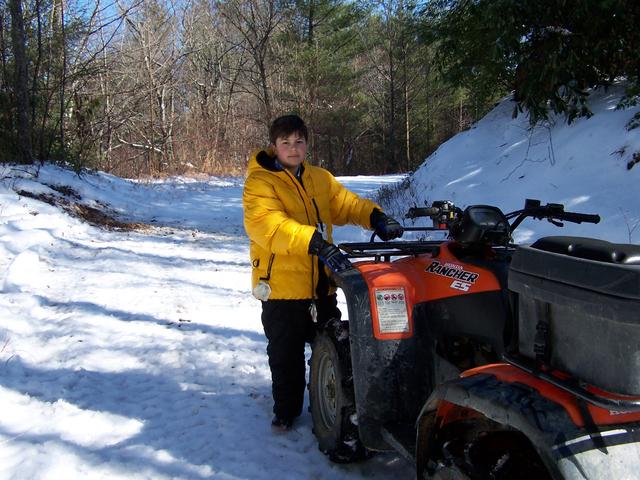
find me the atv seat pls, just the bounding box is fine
[531,236,640,265]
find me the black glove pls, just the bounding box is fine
[308,231,352,273]
[370,209,404,241]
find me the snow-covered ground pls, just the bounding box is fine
[0,166,409,479]
[0,83,638,479]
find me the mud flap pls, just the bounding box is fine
[336,267,429,451]
[334,267,398,451]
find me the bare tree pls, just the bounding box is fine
[0,0,498,177]
[218,0,284,126]
[105,0,184,175]
[180,0,248,173]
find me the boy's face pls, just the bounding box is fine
[273,133,307,173]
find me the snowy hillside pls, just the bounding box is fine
[382,83,640,244]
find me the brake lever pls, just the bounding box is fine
[548,218,564,227]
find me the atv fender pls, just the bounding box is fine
[416,364,640,480]
[334,266,407,451]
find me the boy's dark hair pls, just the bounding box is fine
[269,115,308,144]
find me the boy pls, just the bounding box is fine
[243,114,403,430]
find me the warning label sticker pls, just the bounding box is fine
[374,288,409,334]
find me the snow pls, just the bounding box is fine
[0,84,638,479]
[0,166,409,479]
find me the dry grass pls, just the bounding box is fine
[16,187,149,232]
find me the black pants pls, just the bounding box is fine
[261,294,341,420]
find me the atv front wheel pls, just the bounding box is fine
[309,320,368,463]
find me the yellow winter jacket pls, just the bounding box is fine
[243,148,379,300]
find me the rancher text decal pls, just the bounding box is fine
[425,261,479,292]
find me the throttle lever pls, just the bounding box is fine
[548,218,564,227]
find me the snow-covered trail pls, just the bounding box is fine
[0,167,411,479]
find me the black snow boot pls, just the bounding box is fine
[271,415,294,431]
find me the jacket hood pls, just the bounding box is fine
[247,147,277,174]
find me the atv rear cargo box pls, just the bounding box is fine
[509,236,640,396]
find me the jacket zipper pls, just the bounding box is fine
[284,169,316,299]
[259,253,276,281]
[312,198,324,235]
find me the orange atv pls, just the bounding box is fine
[309,199,640,479]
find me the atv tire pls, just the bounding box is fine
[309,319,369,463]
[427,419,551,480]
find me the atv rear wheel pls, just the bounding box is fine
[309,319,368,463]
[427,419,551,480]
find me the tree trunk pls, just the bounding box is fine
[59,0,66,161]
[388,39,396,173]
[31,0,42,145]
[405,77,410,171]
[9,0,33,164]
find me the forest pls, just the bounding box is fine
[1,0,638,177]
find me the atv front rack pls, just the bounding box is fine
[504,353,640,413]
[339,240,441,262]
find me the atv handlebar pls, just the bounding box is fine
[405,206,440,219]
[506,199,600,231]
[405,201,462,231]
[402,198,600,247]
[554,211,601,224]
[341,199,601,261]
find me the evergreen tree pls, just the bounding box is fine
[423,0,640,123]
[275,0,366,170]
